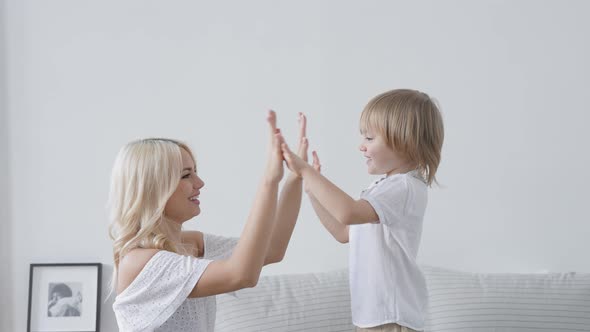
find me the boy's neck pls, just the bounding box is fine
[386,163,417,177]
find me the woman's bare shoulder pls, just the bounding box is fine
[117,248,161,295]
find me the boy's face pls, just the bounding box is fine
[359,131,410,176]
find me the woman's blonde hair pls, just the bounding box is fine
[107,138,194,293]
[360,89,444,186]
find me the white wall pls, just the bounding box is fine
[5,1,590,331]
[1,0,14,330]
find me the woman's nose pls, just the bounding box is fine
[194,176,205,189]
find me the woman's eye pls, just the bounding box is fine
[365,137,373,141]
[182,173,191,179]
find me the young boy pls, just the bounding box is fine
[280,89,444,331]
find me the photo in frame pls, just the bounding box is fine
[27,263,102,332]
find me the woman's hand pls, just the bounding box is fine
[289,112,310,180]
[296,113,309,163]
[265,110,284,184]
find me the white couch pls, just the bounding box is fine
[216,266,590,332]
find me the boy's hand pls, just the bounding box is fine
[311,151,321,172]
[265,110,284,184]
[281,141,311,178]
[305,151,322,193]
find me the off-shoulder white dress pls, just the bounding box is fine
[113,234,238,332]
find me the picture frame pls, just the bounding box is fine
[27,263,102,332]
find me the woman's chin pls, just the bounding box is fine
[193,207,201,218]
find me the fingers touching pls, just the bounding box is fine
[267,110,320,177]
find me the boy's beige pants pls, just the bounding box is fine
[356,323,418,332]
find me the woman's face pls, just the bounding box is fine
[164,148,204,224]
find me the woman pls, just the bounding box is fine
[109,111,308,331]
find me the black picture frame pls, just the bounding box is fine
[27,263,102,332]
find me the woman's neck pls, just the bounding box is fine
[163,218,183,243]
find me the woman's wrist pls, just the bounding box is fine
[262,176,281,186]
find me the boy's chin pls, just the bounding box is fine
[367,168,389,176]
[366,168,379,175]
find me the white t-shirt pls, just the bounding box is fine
[349,170,429,330]
[113,234,238,332]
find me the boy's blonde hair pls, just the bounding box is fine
[107,138,194,293]
[360,89,444,185]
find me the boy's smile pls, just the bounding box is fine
[359,132,413,176]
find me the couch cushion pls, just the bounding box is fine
[423,266,590,332]
[216,269,353,332]
[216,266,590,332]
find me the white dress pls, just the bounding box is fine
[113,234,238,332]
